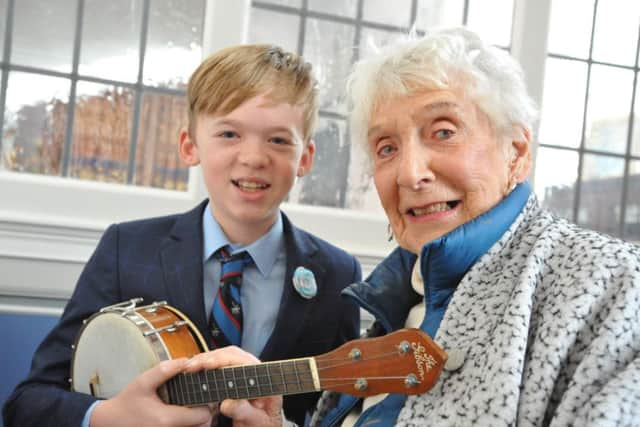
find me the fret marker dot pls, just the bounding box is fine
[228,381,234,388]
[248,378,255,386]
[202,384,208,391]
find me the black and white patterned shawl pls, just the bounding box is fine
[396,195,640,426]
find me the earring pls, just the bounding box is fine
[387,223,393,242]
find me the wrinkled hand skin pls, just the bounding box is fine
[185,347,284,427]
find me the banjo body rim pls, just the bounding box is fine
[70,301,208,402]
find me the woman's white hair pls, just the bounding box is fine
[347,27,539,157]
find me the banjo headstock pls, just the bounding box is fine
[314,328,447,397]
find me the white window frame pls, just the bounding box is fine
[0,0,551,307]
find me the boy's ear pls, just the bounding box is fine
[179,127,200,166]
[297,140,316,177]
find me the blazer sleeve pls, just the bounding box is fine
[2,225,123,427]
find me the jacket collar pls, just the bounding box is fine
[343,182,532,333]
[160,199,209,336]
[259,212,324,360]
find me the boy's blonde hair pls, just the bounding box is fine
[187,44,318,142]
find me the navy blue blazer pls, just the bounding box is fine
[3,201,361,427]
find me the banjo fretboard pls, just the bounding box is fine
[167,358,317,405]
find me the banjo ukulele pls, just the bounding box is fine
[71,298,448,405]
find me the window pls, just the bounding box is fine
[0,0,209,236]
[535,0,640,241]
[0,0,204,190]
[249,0,515,214]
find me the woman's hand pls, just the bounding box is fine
[185,347,284,427]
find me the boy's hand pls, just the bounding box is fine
[185,347,284,427]
[90,358,213,427]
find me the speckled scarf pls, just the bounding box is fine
[396,195,640,426]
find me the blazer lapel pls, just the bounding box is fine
[160,200,209,340]
[260,213,325,361]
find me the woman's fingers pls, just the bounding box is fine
[219,396,283,427]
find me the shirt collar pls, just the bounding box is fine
[202,201,284,277]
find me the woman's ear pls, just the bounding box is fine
[179,127,200,166]
[509,126,532,185]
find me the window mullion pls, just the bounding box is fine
[202,0,250,56]
[126,0,151,185]
[59,0,84,177]
[510,0,552,188]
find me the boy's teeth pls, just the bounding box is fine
[237,180,267,190]
[412,202,452,215]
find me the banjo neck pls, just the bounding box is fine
[168,358,317,406]
[167,327,448,406]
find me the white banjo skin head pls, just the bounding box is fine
[72,312,160,399]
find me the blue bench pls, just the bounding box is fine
[0,312,59,427]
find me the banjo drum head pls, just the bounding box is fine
[72,312,160,399]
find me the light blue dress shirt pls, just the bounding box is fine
[82,202,287,426]
[202,200,286,356]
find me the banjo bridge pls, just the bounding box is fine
[88,373,100,397]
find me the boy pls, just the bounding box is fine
[3,45,361,427]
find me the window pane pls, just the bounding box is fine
[578,153,625,236]
[2,72,69,175]
[0,0,8,60]
[70,82,133,183]
[633,74,640,157]
[533,147,578,221]
[624,160,640,241]
[308,0,357,18]
[415,0,464,31]
[296,118,381,212]
[359,27,405,61]
[467,0,514,47]
[538,58,587,148]
[248,8,300,53]
[592,0,639,66]
[79,0,142,82]
[144,0,204,89]
[303,18,355,113]
[289,117,349,207]
[362,0,412,27]
[345,135,381,212]
[135,92,188,190]
[255,0,301,7]
[585,64,633,154]
[12,0,77,73]
[547,0,593,59]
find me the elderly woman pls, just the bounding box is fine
[187,27,640,426]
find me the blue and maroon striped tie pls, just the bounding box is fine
[209,248,253,348]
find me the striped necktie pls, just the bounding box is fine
[209,248,253,348]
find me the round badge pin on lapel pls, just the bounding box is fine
[293,266,317,299]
